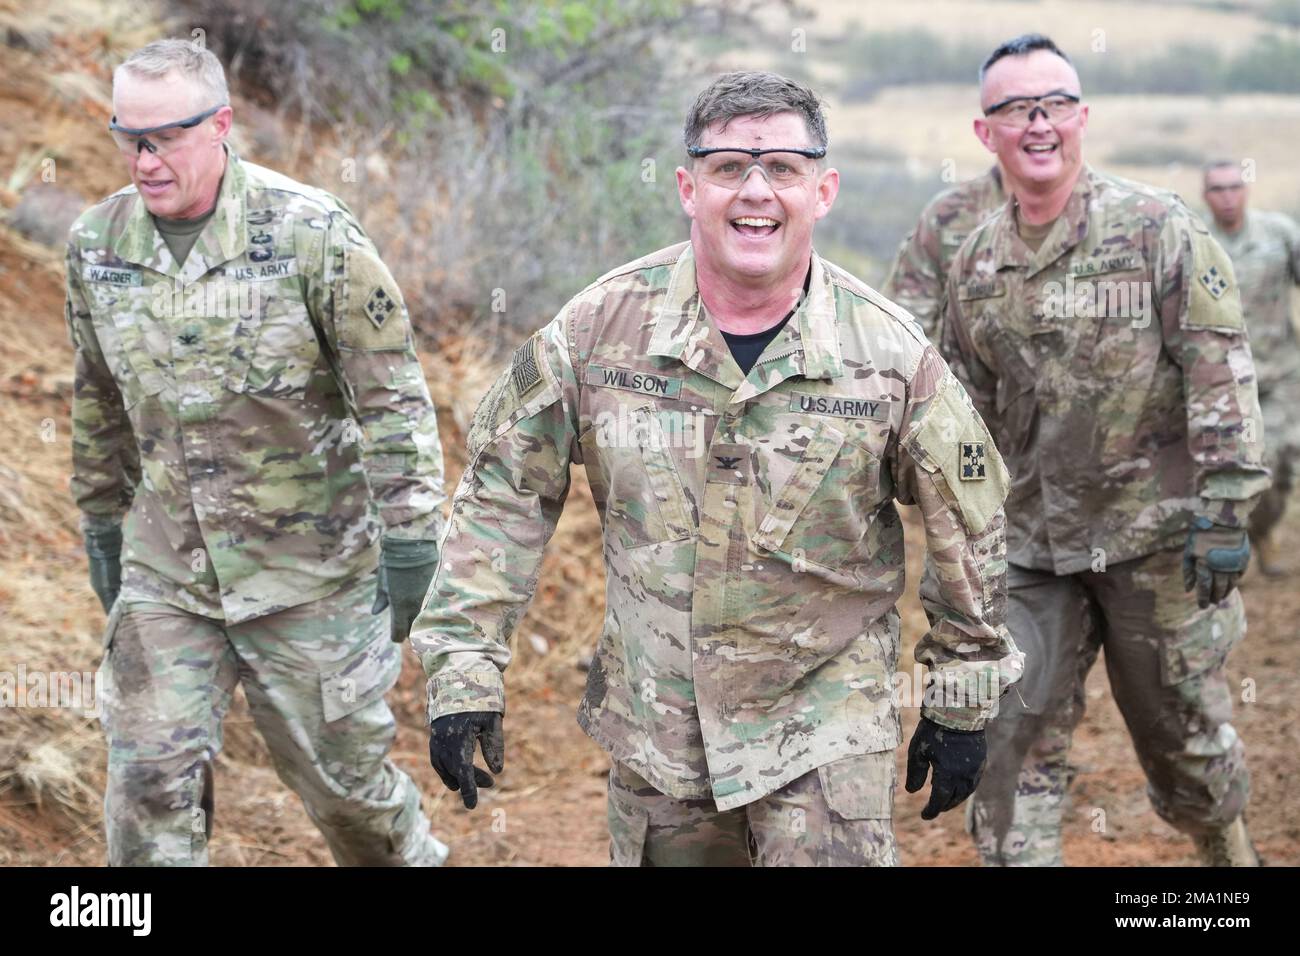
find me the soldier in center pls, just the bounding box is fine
[409,71,1022,866]
[941,35,1269,866]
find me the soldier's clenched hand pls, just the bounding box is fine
[904,716,986,820]
[429,712,504,810]
[1182,516,1250,609]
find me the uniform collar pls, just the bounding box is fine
[114,144,249,280]
[647,243,843,399]
[987,163,1097,277]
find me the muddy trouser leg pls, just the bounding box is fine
[606,762,751,866]
[1085,549,1250,836]
[100,601,237,866]
[229,575,447,866]
[747,750,898,867]
[608,750,899,867]
[970,565,1101,866]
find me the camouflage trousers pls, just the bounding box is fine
[98,575,447,866]
[607,751,898,866]
[1250,377,1300,541]
[970,548,1250,866]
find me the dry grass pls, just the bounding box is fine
[782,0,1274,52]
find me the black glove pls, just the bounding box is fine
[371,536,440,643]
[429,711,504,810]
[904,716,986,820]
[1182,515,1250,609]
[83,522,123,614]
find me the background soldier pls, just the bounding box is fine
[411,71,1022,866]
[942,35,1269,866]
[1203,159,1300,574]
[884,164,1004,339]
[67,40,449,866]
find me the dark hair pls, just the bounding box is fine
[979,34,1072,84]
[683,71,827,152]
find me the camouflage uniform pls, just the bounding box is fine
[1210,211,1300,542]
[883,166,1005,339]
[65,147,448,865]
[942,166,1269,865]
[411,242,1024,866]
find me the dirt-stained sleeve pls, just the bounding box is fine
[1156,209,1270,526]
[64,239,139,526]
[301,205,447,540]
[408,305,582,722]
[895,346,1023,730]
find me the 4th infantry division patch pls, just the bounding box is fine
[1199,266,1229,300]
[364,287,397,328]
[960,441,986,480]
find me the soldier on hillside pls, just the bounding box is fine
[1203,159,1300,574]
[410,70,1022,866]
[67,39,449,866]
[942,34,1268,867]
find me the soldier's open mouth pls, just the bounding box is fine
[140,180,173,195]
[731,216,780,237]
[1024,143,1058,155]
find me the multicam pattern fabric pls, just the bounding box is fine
[941,165,1270,574]
[412,242,1023,811]
[64,148,446,623]
[883,166,1005,339]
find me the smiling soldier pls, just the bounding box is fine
[66,39,449,865]
[941,35,1269,866]
[411,71,1022,866]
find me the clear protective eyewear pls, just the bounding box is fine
[108,104,226,157]
[982,91,1081,128]
[686,145,826,190]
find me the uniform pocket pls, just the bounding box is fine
[752,421,856,559]
[1159,587,1246,687]
[320,635,402,723]
[103,314,167,409]
[588,403,693,550]
[231,303,322,401]
[988,330,1038,459]
[817,750,896,820]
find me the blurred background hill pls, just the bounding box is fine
[1,0,1297,865]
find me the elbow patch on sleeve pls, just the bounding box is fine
[1186,230,1244,332]
[907,374,1010,535]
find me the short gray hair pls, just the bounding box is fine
[684,71,827,152]
[114,39,230,112]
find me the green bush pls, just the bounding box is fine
[175,0,762,345]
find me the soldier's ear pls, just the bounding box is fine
[212,105,233,144]
[814,167,839,219]
[973,117,995,154]
[676,166,697,219]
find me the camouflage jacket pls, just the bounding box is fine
[942,165,1269,575]
[411,242,1023,810]
[1210,210,1300,390]
[883,166,1005,339]
[64,148,445,623]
